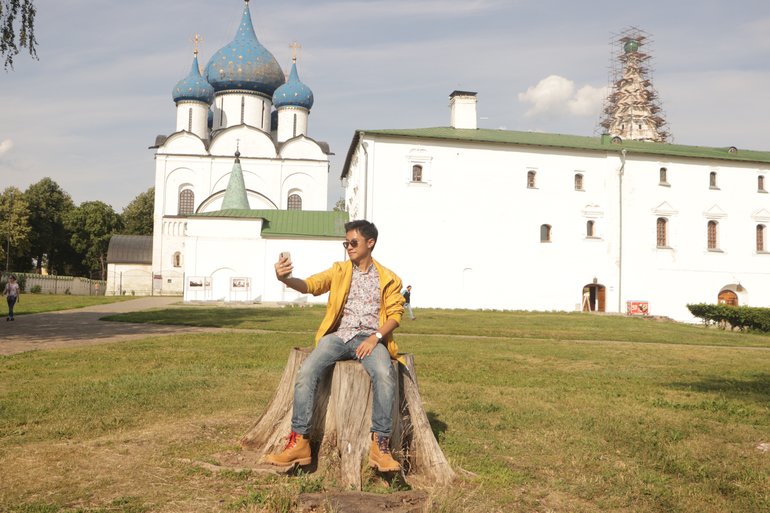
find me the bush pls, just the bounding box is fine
[30,285,42,294]
[686,303,770,332]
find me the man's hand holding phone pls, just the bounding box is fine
[276,251,293,281]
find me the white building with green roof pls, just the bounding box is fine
[341,91,770,321]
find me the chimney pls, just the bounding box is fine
[449,90,477,129]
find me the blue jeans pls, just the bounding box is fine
[292,333,397,438]
[7,296,16,319]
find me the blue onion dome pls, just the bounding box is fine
[272,60,314,110]
[172,55,215,104]
[204,2,285,96]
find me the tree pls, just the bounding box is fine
[65,201,122,280]
[333,198,347,212]
[24,178,75,274]
[0,186,31,271]
[1,0,37,70]
[121,187,154,235]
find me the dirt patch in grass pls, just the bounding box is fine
[298,490,427,512]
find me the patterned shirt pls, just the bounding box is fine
[333,264,380,343]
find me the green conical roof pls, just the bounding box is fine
[221,153,250,210]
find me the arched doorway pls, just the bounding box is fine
[718,289,738,306]
[581,283,606,312]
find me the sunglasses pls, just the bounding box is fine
[342,239,361,249]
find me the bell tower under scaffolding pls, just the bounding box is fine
[599,27,670,142]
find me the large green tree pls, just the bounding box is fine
[66,201,122,280]
[1,0,37,69]
[121,187,154,235]
[24,178,75,274]
[0,186,31,271]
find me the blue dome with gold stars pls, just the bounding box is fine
[204,1,285,96]
[172,55,215,104]
[272,61,314,110]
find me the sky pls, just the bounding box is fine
[2,0,770,211]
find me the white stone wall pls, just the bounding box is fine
[175,101,209,140]
[183,216,344,303]
[346,134,770,321]
[106,263,153,296]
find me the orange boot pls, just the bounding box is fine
[368,432,400,472]
[264,432,311,466]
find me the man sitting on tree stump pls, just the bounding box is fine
[266,220,405,472]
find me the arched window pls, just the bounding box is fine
[188,108,193,132]
[707,221,718,249]
[709,171,718,189]
[540,224,551,243]
[574,173,584,191]
[240,96,246,124]
[586,220,595,237]
[757,224,766,252]
[173,252,182,268]
[293,113,298,137]
[412,165,423,182]
[178,189,194,216]
[759,175,765,192]
[659,167,668,184]
[287,193,302,211]
[656,218,667,247]
[527,170,536,189]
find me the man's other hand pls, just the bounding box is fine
[355,336,379,359]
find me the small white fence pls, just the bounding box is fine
[8,273,106,296]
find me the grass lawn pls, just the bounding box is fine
[1,308,769,512]
[8,294,135,315]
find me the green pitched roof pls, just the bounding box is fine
[221,158,250,210]
[191,209,349,238]
[342,127,770,178]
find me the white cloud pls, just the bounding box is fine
[0,139,13,157]
[519,75,606,118]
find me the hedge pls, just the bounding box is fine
[687,303,770,332]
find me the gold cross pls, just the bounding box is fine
[289,41,302,63]
[192,33,204,56]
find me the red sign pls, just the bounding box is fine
[626,301,649,316]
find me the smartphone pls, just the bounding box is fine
[279,251,292,279]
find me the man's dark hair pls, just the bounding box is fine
[345,220,378,242]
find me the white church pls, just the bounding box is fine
[108,14,770,322]
[107,0,347,303]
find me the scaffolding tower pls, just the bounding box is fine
[598,27,670,142]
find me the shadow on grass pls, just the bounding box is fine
[426,411,449,441]
[668,373,770,403]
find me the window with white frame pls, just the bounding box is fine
[707,220,719,250]
[287,193,302,210]
[656,217,668,247]
[575,173,584,191]
[179,189,194,216]
[412,165,423,182]
[757,224,766,252]
[527,170,536,189]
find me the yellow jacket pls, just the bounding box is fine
[304,258,405,361]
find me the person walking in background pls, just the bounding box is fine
[402,285,415,320]
[3,275,20,321]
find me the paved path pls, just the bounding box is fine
[1,297,220,356]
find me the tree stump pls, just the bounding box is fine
[240,347,456,490]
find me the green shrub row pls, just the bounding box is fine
[687,303,770,332]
